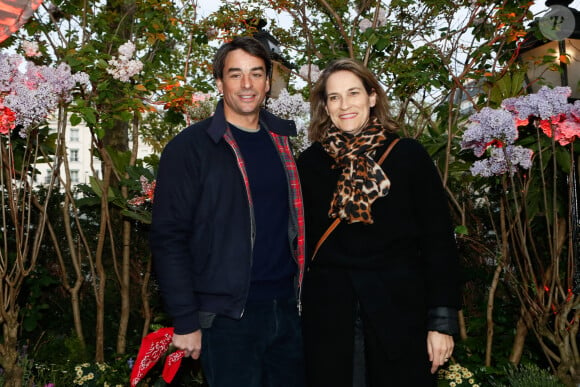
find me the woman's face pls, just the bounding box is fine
[324,70,376,136]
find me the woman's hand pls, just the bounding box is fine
[427,330,454,374]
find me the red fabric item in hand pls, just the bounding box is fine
[130,327,185,386]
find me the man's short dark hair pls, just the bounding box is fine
[213,36,272,80]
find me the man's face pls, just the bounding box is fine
[216,49,270,127]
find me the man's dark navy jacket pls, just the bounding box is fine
[150,100,304,334]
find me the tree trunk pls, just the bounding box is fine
[141,257,153,339]
[485,196,509,367]
[0,312,24,387]
[94,162,112,362]
[509,308,529,365]
[117,218,132,354]
[486,261,503,367]
[457,309,467,341]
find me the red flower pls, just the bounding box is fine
[539,114,580,146]
[0,102,16,135]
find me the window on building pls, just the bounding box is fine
[44,170,52,184]
[70,149,79,162]
[70,128,80,142]
[71,170,79,183]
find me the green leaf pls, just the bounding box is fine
[95,127,106,139]
[455,225,469,235]
[89,176,115,201]
[70,114,82,126]
[121,209,152,224]
[80,107,97,125]
[555,147,571,173]
[106,146,132,175]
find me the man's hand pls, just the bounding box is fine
[172,330,202,359]
[427,330,454,374]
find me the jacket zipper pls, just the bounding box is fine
[224,129,255,318]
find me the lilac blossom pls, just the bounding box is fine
[376,8,387,27]
[470,145,533,177]
[461,107,517,156]
[359,18,373,32]
[0,52,24,91]
[298,64,321,83]
[502,86,571,121]
[0,53,88,136]
[22,41,41,57]
[359,8,386,31]
[106,41,143,82]
[266,89,311,152]
[266,89,310,133]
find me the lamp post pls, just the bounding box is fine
[519,0,580,293]
[248,18,294,98]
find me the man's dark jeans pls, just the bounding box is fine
[200,297,306,387]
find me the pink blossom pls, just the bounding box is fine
[128,176,156,206]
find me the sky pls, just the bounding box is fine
[195,1,580,38]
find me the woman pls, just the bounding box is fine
[297,58,461,386]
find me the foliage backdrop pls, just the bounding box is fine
[1,0,580,386]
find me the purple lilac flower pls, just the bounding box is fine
[469,145,533,177]
[569,99,580,120]
[1,53,89,137]
[462,107,517,156]
[502,86,571,121]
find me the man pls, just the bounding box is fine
[149,36,306,387]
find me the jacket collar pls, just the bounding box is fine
[206,99,297,143]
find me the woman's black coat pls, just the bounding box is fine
[297,136,462,382]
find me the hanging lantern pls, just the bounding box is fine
[0,0,44,43]
[519,0,580,99]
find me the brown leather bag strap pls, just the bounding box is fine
[310,137,400,262]
[378,137,400,165]
[311,217,341,261]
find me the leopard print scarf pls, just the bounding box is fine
[322,118,391,224]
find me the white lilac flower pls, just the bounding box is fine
[266,88,310,132]
[72,71,91,91]
[22,41,41,57]
[107,57,144,82]
[377,8,387,27]
[0,53,23,90]
[267,89,309,118]
[106,41,143,82]
[118,41,136,58]
[298,64,321,82]
[359,18,373,32]
[266,89,311,151]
